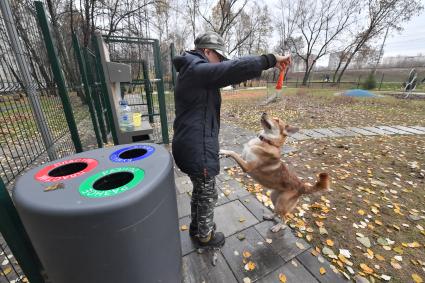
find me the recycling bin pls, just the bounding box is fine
[13,144,181,283]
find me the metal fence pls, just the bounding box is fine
[0,1,92,282]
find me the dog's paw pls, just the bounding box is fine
[270,223,287,233]
[263,214,275,221]
[219,150,232,157]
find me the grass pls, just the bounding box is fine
[221,87,425,282]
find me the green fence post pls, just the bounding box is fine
[0,179,45,283]
[379,73,385,90]
[142,60,154,123]
[92,36,119,145]
[153,39,169,144]
[35,1,83,153]
[84,48,108,143]
[170,43,177,89]
[72,32,103,148]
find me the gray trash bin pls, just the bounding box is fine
[13,144,181,283]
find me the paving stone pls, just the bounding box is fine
[182,250,237,283]
[217,172,232,182]
[214,200,259,237]
[179,216,196,256]
[328,127,360,137]
[290,132,311,140]
[393,125,425,134]
[347,127,379,136]
[175,176,192,194]
[177,193,191,218]
[255,221,310,262]
[221,227,284,283]
[297,249,350,283]
[239,194,272,221]
[411,125,425,132]
[222,179,250,201]
[215,187,231,206]
[312,128,344,138]
[361,126,395,135]
[257,259,319,283]
[376,126,412,135]
[299,129,327,138]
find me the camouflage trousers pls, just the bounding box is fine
[189,175,218,238]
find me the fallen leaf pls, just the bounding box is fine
[239,217,246,223]
[279,273,287,283]
[244,261,256,271]
[296,242,305,249]
[180,225,188,231]
[360,263,374,274]
[326,239,334,247]
[266,238,273,244]
[1,267,11,276]
[44,183,64,192]
[412,273,423,283]
[243,251,252,258]
[375,254,385,261]
[319,267,326,274]
[243,277,251,283]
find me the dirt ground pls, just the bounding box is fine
[222,88,425,283]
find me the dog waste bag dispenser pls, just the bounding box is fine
[13,143,181,283]
[96,34,154,144]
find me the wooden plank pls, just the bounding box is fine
[291,132,311,141]
[327,128,360,137]
[299,129,327,138]
[182,251,238,283]
[312,128,344,138]
[376,126,412,135]
[221,227,284,283]
[347,127,379,136]
[214,200,259,237]
[257,259,319,283]
[297,249,350,283]
[392,125,425,135]
[239,194,272,222]
[255,221,310,262]
[177,193,191,219]
[361,127,395,135]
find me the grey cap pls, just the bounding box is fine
[194,31,228,60]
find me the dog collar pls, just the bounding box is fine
[258,135,278,147]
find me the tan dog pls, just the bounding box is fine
[220,113,330,232]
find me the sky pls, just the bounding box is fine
[265,0,425,59]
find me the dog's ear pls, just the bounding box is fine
[283,125,299,136]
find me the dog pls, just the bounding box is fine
[220,113,330,232]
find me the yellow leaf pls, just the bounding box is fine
[180,225,188,231]
[224,189,231,196]
[408,242,421,248]
[296,242,305,249]
[367,249,374,257]
[326,239,334,246]
[358,209,365,215]
[239,217,246,223]
[412,274,423,283]
[44,182,64,192]
[279,273,287,283]
[244,261,256,271]
[360,263,374,274]
[306,234,313,242]
[243,251,252,258]
[375,254,385,261]
[1,267,11,276]
[319,267,326,274]
[375,220,383,226]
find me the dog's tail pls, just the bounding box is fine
[302,173,330,194]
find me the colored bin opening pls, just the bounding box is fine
[110,144,155,162]
[34,158,98,182]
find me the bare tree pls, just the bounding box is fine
[287,0,359,85]
[334,0,424,83]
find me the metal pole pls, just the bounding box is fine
[0,178,46,283]
[170,43,177,89]
[153,39,169,144]
[35,1,83,152]
[72,32,103,148]
[0,0,57,160]
[379,73,384,90]
[142,60,154,123]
